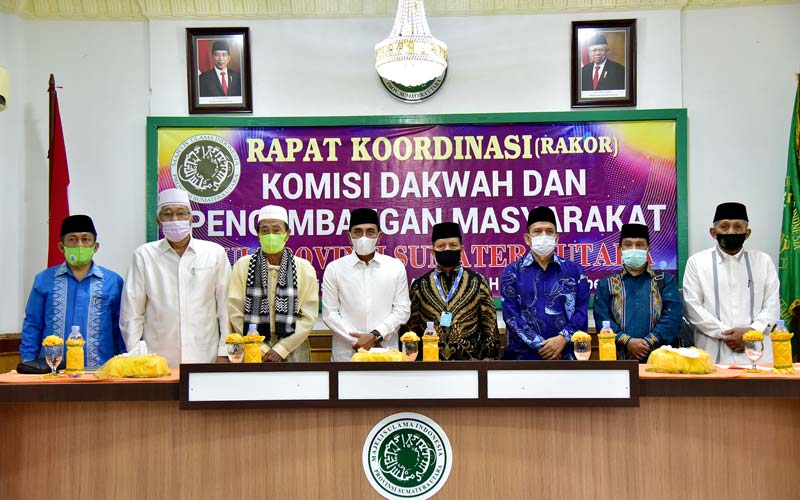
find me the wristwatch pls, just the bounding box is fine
[371,330,384,343]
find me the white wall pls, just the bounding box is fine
[4,19,148,332]
[0,13,24,333]
[2,5,798,332]
[149,10,682,116]
[683,4,800,260]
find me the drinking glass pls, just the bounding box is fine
[574,340,592,361]
[44,345,63,376]
[227,343,244,363]
[744,339,764,372]
[402,340,418,361]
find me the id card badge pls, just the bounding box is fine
[439,311,453,327]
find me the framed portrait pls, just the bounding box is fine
[571,19,636,108]
[186,27,252,114]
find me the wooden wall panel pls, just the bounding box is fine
[1,398,798,499]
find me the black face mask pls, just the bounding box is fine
[434,249,461,268]
[717,233,746,252]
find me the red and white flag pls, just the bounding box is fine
[47,74,70,267]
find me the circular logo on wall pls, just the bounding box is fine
[380,69,447,103]
[363,412,452,500]
[170,134,241,203]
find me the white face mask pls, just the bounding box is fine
[161,220,192,243]
[352,236,378,256]
[530,235,556,257]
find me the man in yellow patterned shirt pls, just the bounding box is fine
[227,205,319,362]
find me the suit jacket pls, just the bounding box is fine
[581,59,626,91]
[198,68,242,97]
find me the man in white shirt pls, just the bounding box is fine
[120,188,231,366]
[683,202,780,364]
[322,208,410,362]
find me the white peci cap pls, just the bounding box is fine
[157,188,190,208]
[258,205,289,225]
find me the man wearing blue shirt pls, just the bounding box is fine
[501,206,590,360]
[594,223,683,361]
[20,215,125,368]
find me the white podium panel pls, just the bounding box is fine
[487,369,631,399]
[188,371,330,401]
[338,370,479,400]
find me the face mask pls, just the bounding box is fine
[352,236,378,256]
[529,235,556,257]
[259,233,287,254]
[622,249,648,269]
[717,233,746,252]
[434,249,461,268]
[161,220,191,242]
[64,246,94,266]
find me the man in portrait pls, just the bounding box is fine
[198,40,242,97]
[580,33,625,91]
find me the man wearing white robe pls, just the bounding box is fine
[120,188,230,366]
[683,202,779,364]
[322,208,410,362]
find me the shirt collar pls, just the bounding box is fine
[436,263,463,276]
[521,251,562,270]
[349,251,383,267]
[158,237,194,255]
[55,262,102,279]
[621,263,654,277]
[715,245,745,262]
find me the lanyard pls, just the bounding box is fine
[433,268,464,307]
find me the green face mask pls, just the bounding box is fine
[259,233,287,254]
[64,246,95,266]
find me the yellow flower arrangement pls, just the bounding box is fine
[742,330,764,342]
[66,338,86,347]
[770,331,793,342]
[400,331,420,342]
[351,348,407,362]
[225,333,245,344]
[596,331,616,340]
[243,334,265,343]
[42,335,63,347]
[571,331,591,342]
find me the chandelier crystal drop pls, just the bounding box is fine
[375,0,447,87]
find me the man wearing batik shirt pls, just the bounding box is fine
[20,215,125,368]
[501,206,590,360]
[683,202,779,363]
[323,208,410,362]
[407,222,498,360]
[227,205,319,362]
[594,223,683,362]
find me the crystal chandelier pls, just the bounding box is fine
[375,0,447,87]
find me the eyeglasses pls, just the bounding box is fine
[160,210,192,221]
[351,228,379,238]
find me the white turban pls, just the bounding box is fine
[258,205,289,225]
[157,188,190,208]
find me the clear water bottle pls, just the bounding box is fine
[65,325,85,376]
[244,324,263,363]
[422,321,439,362]
[774,320,789,334]
[598,320,617,360]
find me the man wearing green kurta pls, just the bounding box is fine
[227,205,318,361]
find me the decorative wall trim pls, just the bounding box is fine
[1,0,797,21]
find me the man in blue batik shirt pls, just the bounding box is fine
[594,223,683,361]
[501,206,590,360]
[20,215,125,368]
